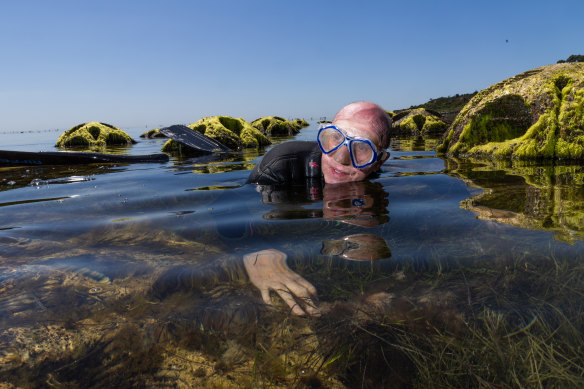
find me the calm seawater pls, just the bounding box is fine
[2,124,584,386]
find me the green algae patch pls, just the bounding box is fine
[392,108,448,136]
[439,63,584,160]
[251,116,309,137]
[56,122,136,148]
[293,118,309,128]
[140,128,166,139]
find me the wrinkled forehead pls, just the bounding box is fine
[333,104,387,143]
[332,118,381,145]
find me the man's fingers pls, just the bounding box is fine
[301,298,321,317]
[260,288,273,306]
[274,287,321,317]
[290,274,318,297]
[275,288,307,316]
[304,282,318,297]
[287,279,318,301]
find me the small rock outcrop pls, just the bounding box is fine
[162,116,270,153]
[392,108,448,136]
[438,63,584,160]
[56,122,135,148]
[140,128,167,139]
[251,116,309,136]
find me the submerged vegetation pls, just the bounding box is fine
[2,233,584,388]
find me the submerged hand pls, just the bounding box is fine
[243,249,320,316]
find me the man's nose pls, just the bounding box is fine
[333,144,351,165]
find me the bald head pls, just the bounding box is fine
[333,102,392,149]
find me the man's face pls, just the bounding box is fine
[321,118,383,184]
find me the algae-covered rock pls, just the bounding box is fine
[251,116,308,136]
[438,63,584,160]
[392,108,448,136]
[161,116,271,154]
[140,128,167,139]
[292,118,309,129]
[56,122,135,148]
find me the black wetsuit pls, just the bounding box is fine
[246,141,323,185]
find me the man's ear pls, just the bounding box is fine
[373,150,390,171]
[379,150,390,163]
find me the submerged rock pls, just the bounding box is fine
[162,116,270,153]
[438,63,584,160]
[392,108,449,136]
[56,122,135,148]
[250,116,308,136]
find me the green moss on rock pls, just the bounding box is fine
[161,116,270,154]
[251,116,309,137]
[392,108,448,136]
[439,63,584,160]
[292,118,309,129]
[140,128,167,139]
[56,122,135,148]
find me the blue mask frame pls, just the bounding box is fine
[317,125,381,169]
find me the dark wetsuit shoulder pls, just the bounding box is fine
[246,141,322,185]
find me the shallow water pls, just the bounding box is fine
[2,125,584,387]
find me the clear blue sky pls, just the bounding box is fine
[1,0,582,132]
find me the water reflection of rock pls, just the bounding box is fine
[390,136,442,152]
[446,158,584,242]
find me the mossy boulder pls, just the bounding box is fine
[140,128,167,139]
[392,108,448,136]
[251,116,309,136]
[162,116,270,154]
[56,122,135,148]
[438,63,584,160]
[292,118,309,129]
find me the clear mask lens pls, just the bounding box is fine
[318,126,345,152]
[350,140,374,166]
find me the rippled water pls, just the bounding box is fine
[2,125,584,387]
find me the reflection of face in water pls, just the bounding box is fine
[322,181,389,227]
[322,233,391,261]
[258,180,389,227]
